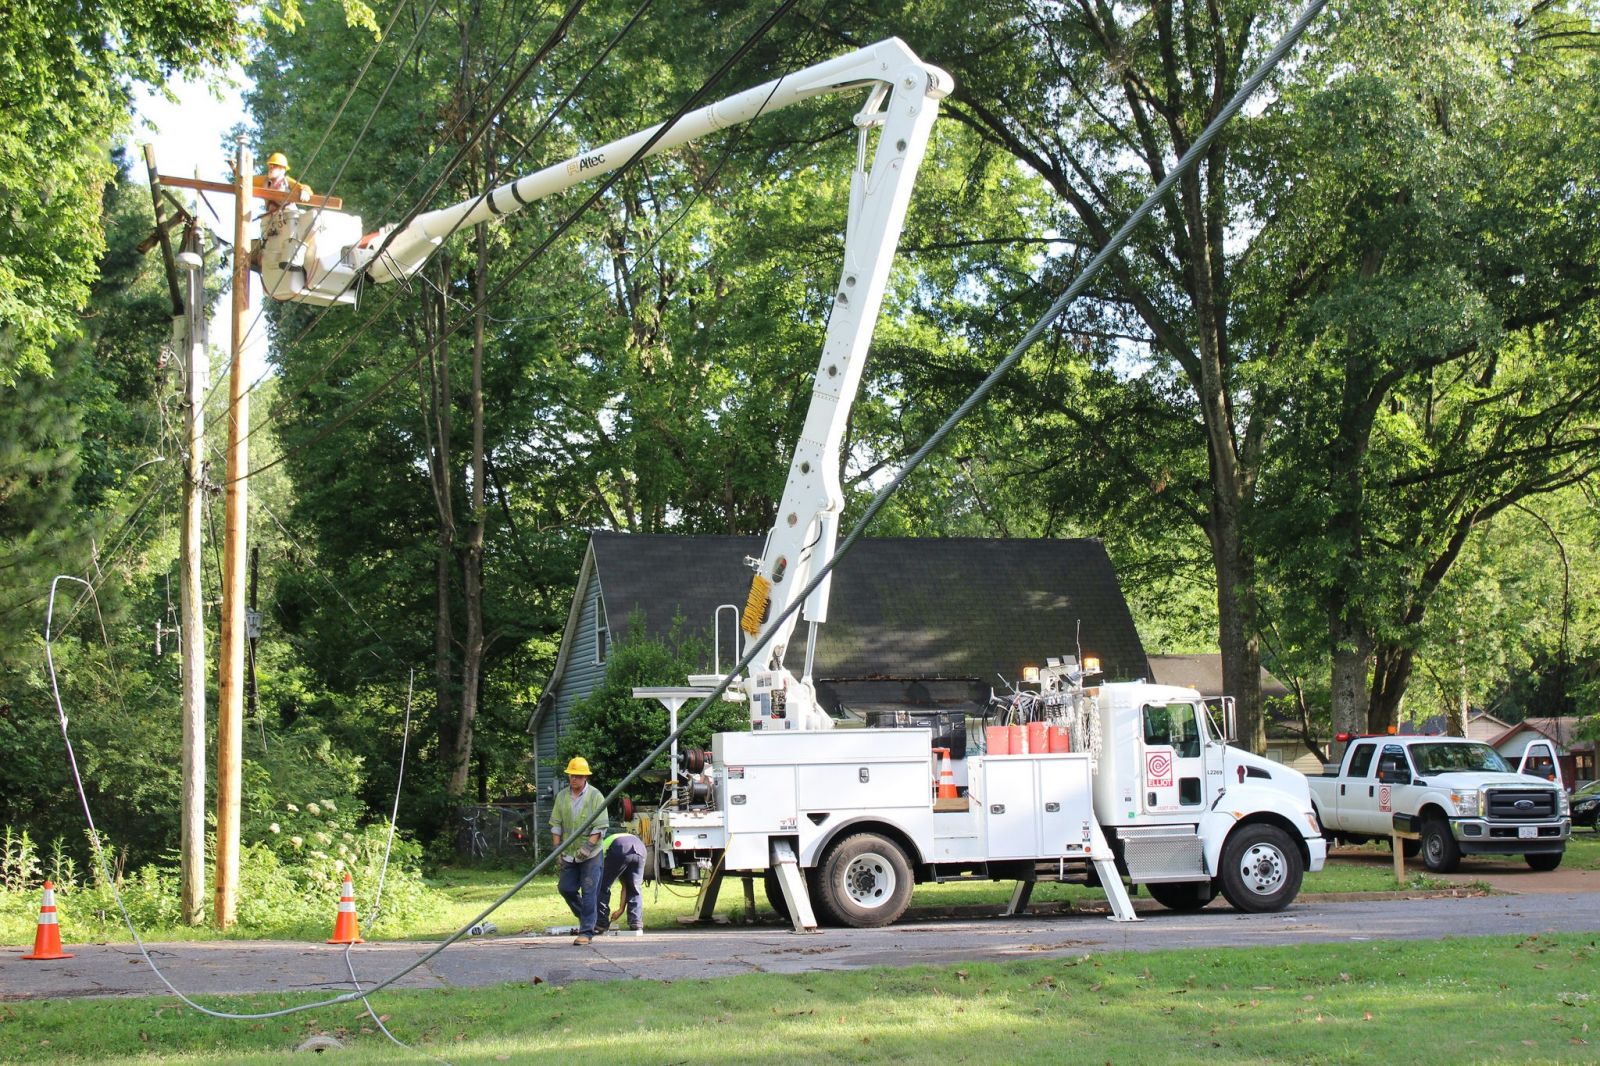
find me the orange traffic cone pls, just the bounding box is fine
[326,873,363,944]
[934,747,959,800]
[21,881,73,960]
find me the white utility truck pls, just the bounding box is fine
[1310,734,1570,872]
[246,33,1328,928]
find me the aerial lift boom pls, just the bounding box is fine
[262,38,952,730]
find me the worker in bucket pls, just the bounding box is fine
[550,756,607,945]
[595,831,646,934]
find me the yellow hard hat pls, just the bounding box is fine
[266,152,290,170]
[564,756,592,776]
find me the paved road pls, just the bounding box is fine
[6,889,1599,1002]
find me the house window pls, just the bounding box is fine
[594,599,609,664]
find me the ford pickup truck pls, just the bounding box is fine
[1309,735,1569,872]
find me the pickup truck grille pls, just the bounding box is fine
[1485,788,1557,820]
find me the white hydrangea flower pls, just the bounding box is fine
[322,799,337,812]
[315,831,333,846]
[306,802,322,816]
[290,836,304,848]
[342,832,354,842]
[269,823,281,834]
[286,804,299,813]
[334,859,346,872]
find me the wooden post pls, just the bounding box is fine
[179,224,209,925]
[1392,834,1405,884]
[215,136,252,928]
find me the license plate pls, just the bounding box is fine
[1518,826,1537,839]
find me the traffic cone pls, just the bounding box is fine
[934,747,959,800]
[326,873,363,944]
[21,881,73,960]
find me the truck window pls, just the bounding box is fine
[1347,742,1376,778]
[1143,704,1172,748]
[1410,742,1510,775]
[1142,703,1201,759]
[1376,744,1412,784]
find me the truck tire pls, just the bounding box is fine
[1525,852,1562,872]
[1145,880,1218,912]
[1218,824,1304,912]
[814,832,913,928]
[1419,818,1461,873]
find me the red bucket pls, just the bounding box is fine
[985,725,1011,755]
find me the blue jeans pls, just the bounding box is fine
[558,854,603,934]
[597,836,646,931]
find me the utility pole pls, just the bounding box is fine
[214,136,252,928]
[149,144,343,929]
[142,146,207,926]
[178,224,210,925]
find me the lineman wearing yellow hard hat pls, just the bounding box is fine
[550,755,607,945]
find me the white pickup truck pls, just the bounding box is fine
[1309,735,1570,872]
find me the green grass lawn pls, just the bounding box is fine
[3,934,1596,1063]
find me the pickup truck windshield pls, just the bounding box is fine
[1409,743,1511,775]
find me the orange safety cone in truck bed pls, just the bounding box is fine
[21,881,73,960]
[933,747,959,800]
[326,873,363,944]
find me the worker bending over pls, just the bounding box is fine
[596,832,646,933]
[549,756,606,945]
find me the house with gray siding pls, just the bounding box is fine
[527,532,1153,831]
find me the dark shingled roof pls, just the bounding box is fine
[590,533,1150,686]
[1146,654,1290,700]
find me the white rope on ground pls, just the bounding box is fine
[338,665,451,1062]
[33,0,1332,1032]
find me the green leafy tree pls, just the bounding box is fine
[558,616,746,804]
[0,0,242,385]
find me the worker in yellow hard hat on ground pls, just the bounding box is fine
[549,756,607,945]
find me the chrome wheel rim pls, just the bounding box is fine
[1238,841,1287,896]
[841,852,896,909]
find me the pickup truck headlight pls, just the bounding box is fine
[1447,789,1483,818]
[1557,790,1570,817]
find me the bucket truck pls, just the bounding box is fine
[255,35,1326,929]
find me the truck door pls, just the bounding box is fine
[1516,740,1563,788]
[1372,743,1416,835]
[1139,701,1207,815]
[1338,741,1380,834]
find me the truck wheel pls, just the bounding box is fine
[762,870,790,921]
[1525,852,1563,872]
[1218,824,1304,912]
[814,832,913,928]
[1419,818,1461,873]
[1144,880,1218,912]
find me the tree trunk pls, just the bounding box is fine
[1211,509,1264,752]
[1328,612,1372,739]
[419,257,458,772]
[449,223,490,797]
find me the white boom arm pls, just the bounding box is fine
[262,38,950,732]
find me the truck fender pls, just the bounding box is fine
[799,815,926,871]
[1201,790,1317,874]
